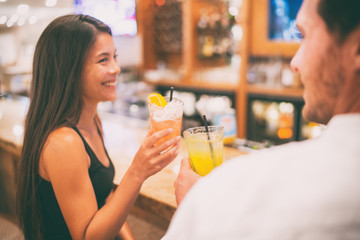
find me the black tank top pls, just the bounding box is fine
[38,126,115,240]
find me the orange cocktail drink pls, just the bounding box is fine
[148,96,183,146]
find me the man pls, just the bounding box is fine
[163,0,360,239]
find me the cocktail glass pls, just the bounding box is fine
[148,97,183,146]
[183,126,224,176]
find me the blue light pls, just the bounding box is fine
[269,0,303,41]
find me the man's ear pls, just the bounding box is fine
[357,43,360,70]
[351,27,360,71]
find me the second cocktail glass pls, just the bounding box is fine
[183,126,224,176]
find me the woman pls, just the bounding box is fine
[16,14,180,240]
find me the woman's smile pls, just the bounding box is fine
[101,80,117,87]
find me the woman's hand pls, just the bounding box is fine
[174,157,201,206]
[129,128,181,183]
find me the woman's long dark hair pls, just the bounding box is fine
[16,14,111,240]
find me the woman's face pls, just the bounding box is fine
[81,32,120,106]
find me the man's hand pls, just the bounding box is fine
[174,157,201,206]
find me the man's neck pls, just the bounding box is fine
[334,74,360,115]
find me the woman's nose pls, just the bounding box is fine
[110,61,121,75]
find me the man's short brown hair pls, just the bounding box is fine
[318,0,360,43]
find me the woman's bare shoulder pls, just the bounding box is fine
[44,127,83,150]
[41,127,88,171]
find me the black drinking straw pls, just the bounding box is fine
[202,115,216,166]
[170,87,174,101]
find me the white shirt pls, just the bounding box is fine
[163,114,360,240]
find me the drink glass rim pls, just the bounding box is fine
[183,125,223,137]
[148,96,184,108]
[163,96,184,104]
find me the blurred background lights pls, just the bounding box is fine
[230,0,242,8]
[13,124,24,137]
[45,0,57,7]
[279,102,294,113]
[17,4,30,15]
[252,100,265,119]
[6,19,14,27]
[0,0,8,2]
[267,103,279,120]
[155,0,165,7]
[231,24,243,41]
[29,15,37,24]
[228,6,239,16]
[17,17,26,26]
[0,16,7,24]
[311,126,322,138]
[129,104,139,114]
[9,14,19,23]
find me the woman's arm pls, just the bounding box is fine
[42,127,180,240]
[105,192,135,240]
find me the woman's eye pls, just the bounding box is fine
[98,58,107,63]
[114,54,118,59]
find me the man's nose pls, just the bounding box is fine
[290,54,299,73]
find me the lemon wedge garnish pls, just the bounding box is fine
[147,93,167,107]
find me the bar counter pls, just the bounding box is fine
[0,96,246,221]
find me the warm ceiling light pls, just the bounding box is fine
[0,0,8,3]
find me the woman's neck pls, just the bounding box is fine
[77,102,98,131]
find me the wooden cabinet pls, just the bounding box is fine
[138,0,303,138]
